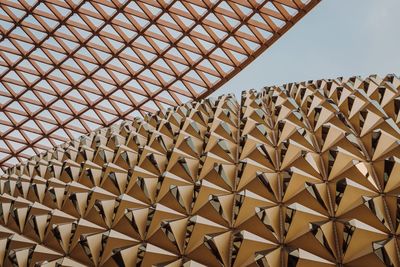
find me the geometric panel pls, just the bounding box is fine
[1,74,399,266]
[0,0,321,171]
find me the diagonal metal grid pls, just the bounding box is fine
[0,0,320,171]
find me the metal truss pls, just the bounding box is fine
[0,0,320,171]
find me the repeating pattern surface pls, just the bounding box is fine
[1,74,400,266]
[0,0,320,171]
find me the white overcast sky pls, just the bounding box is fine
[214,0,400,97]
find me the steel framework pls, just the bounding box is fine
[0,0,320,171]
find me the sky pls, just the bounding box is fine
[215,0,400,97]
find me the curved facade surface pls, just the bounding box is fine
[0,0,320,171]
[1,74,400,266]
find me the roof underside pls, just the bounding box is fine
[0,0,320,171]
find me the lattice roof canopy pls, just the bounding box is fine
[0,0,320,171]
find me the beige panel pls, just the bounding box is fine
[1,74,400,266]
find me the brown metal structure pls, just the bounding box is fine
[0,0,320,171]
[1,74,400,266]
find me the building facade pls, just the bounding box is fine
[1,74,399,266]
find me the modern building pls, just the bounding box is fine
[1,74,399,266]
[0,0,320,171]
[1,1,400,267]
